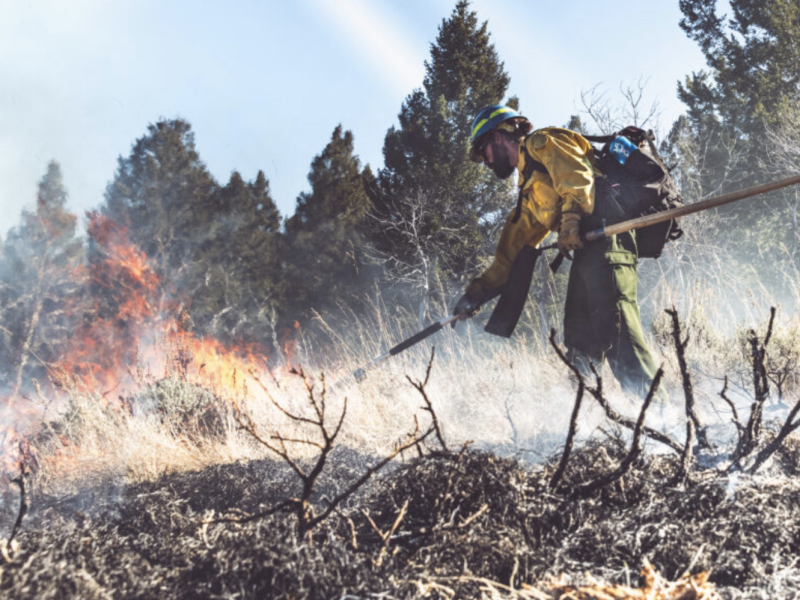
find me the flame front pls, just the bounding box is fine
[1,213,297,478]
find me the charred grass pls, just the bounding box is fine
[2,440,800,598]
[3,308,800,598]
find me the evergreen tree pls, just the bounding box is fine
[371,0,517,286]
[0,161,85,394]
[565,115,588,135]
[103,119,218,276]
[663,1,800,309]
[678,0,800,192]
[102,119,293,345]
[283,125,372,321]
[185,170,285,343]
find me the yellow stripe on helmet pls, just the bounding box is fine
[471,118,489,140]
[489,107,512,119]
[472,107,514,141]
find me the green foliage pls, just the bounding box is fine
[103,119,218,275]
[0,161,85,390]
[370,0,517,286]
[671,0,800,303]
[680,0,800,135]
[103,119,286,345]
[678,0,800,191]
[184,170,285,344]
[283,125,373,323]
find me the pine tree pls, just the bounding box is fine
[678,0,800,191]
[185,170,285,343]
[669,1,800,304]
[283,125,372,322]
[0,161,85,396]
[371,0,517,287]
[103,119,218,276]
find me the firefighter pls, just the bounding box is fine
[454,104,664,399]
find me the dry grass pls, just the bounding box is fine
[18,279,800,495]
[19,320,627,496]
[4,288,800,598]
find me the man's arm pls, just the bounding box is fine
[465,206,549,301]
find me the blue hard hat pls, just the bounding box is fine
[470,105,523,145]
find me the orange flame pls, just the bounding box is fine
[1,213,284,478]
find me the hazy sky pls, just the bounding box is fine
[0,0,708,235]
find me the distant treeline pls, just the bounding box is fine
[2,0,800,390]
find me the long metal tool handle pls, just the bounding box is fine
[584,173,800,242]
[340,314,459,385]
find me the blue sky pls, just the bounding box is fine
[0,0,708,235]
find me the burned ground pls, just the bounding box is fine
[1,438,799,599]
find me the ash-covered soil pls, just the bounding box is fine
[1,440,800,599]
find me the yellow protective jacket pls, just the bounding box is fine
[466,127,598,299]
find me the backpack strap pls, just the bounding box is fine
[583,127,653,146]
[511,145,547,224]
[582,133,616,144]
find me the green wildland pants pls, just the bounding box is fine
[563,232,665,400]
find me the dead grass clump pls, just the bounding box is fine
[542,561,719,599]
[423,560,719,599]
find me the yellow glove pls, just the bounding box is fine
[558,212,583,257]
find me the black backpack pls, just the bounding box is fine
[583,126,683,258]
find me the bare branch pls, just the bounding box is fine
[248,369,320,428]
[574,368,663,497]
[211,499,296,525]
[730,309,778,471]
[676,417,696,485]
[308,427,433,530]
[364,499,409,567]
[665,307,712,451]
[747,400,800,474]
[549,329,682,453]
[718,376,743,436]
[549,379,585,489]
[406,347,447,451]
[270,434,325,451]
[8,462,28,546]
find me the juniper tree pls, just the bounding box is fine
[675,0,800,293]
[185,170,285,344]
[678,0,800,194]
[0,161,85,395]
[102,120,293,344]
[283,125,372,323]
[103,119,218,277]
[370,0,518,288]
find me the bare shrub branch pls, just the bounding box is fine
[665,307,711,451]
[225,368,432,541]
[676,417,696,485]
[549,379,584,489]
[574,368,663,497]
[747,401,800,474]
[407,347,447,451]
[363,499,409,567]
[730,308,777,471]
[718,376,743,436]
[549,329,681,454]
[8,462,28,547]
